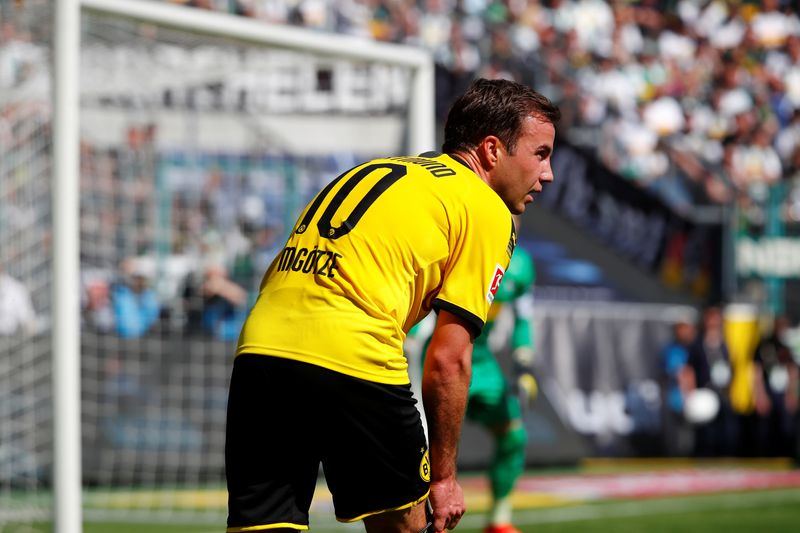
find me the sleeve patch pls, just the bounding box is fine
[487,264,506,304]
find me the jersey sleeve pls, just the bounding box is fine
[432,203,514,337]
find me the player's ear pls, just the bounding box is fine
[478,135,501,169]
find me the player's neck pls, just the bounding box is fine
[448,150,490,184]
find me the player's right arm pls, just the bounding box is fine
[422,309,471,532]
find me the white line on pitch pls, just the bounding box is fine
[455,488,800,527]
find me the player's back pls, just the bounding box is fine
[237,152,513,385]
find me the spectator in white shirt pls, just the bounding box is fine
[0,266,37,336]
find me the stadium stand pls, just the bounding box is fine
[163,0,800,218]
[1,0,789,314]
[2,1,800,530]
[154,0,800,317]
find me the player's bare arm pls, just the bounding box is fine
[422,310,473,531]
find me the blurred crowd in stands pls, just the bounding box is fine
[2,0,800,457]
[661,306,799,458]
[77,129,291,342]
[171,0,800,226]
[3,0,800,334]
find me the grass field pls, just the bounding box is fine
[17,486,800,533]
[9,461,800,533]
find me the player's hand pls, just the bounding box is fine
[429,476,465,531]
[518,372,538,401]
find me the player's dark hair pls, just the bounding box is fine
[442,78,560,155]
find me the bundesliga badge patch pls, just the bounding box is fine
[487,264,505,304]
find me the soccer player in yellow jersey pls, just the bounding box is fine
[225,78,559,533]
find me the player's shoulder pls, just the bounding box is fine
[372,151,509,221]
[431,154,508,216]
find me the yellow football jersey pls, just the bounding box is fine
[237,152,515,385]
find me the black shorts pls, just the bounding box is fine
[226,354,430,532]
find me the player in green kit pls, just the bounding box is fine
[411,241,537,533]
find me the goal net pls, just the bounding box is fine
[1,0,431,528]
[0,0,53,527]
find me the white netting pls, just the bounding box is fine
[0,0,53,528]
[1,0,417,527]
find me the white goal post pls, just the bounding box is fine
[51,2,434,531]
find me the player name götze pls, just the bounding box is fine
[274,156,458,279]
[275,246,342,278]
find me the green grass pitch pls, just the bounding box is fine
[18,487,800,533]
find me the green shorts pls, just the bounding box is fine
[465,345,521,427]
[420,340,521,428]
